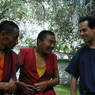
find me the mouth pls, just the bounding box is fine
[82,36,87,40]
[47,48,53,52]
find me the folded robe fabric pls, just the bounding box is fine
[0,50,18,95]
[17,47,58,95]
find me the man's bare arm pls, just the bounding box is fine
[70,76,78,95]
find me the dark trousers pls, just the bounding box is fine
[80,93,87,95]
[80,92,95,95]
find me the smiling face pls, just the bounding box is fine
[38,34,56,55]
[0,28,19,50]
[79,21,95,44]
[0,20,19,50]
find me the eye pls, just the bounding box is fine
[49,40,56,45]
[80,29,87,33]
[12,35,19,40]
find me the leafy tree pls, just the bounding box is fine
[0,0,92,56]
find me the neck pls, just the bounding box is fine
[0,44,4,52]
[35,47,47,58]
[88,40,95,48]
[0,50,4,55]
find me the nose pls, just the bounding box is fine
[51,43,55,49]
[15,39,19,45]
[80,31,84,36]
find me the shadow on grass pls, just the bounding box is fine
[54,85,79,95]
[54,85,70,95]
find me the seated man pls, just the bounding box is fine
[0,20,19,95]
[17,30,59,95]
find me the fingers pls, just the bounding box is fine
[34,82,48,93]
[23,84,37,94]
[24,87,34,94]
[4,93,11,95]
[27,84,36,90]
[34,84,43,92]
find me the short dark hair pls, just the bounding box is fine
[79,16,95,29]
[37,30,55,41]
[0,20,19,33]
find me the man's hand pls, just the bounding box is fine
[4,81,16,93]
[3,93,11,95]
[17,81,37,94]
[34,81,48,93]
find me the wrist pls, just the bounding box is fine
[47,80,50,87]
[4,83,9,91]
[16,81,25,88]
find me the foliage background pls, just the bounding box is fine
[0,0,93,55]
[1,0,95,95]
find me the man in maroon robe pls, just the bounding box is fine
[0,20,19,95]
[17,30,59,95]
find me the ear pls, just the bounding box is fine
[0,32,5,39]
[93,28,95,33]
[1,33,9,40]
[37,39,43,45]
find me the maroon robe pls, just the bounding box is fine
[0,50,18,94]
[18,47,58,95]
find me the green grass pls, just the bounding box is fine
[54,85,70,95]
[54,85,79,95]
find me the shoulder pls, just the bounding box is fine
[71,45,87,62]
[20,47,32,51]
[20,47,33,53]
[49,52,58,62]
[50,52,57,58]
[11,50,18,56]
[75,45,88,56]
